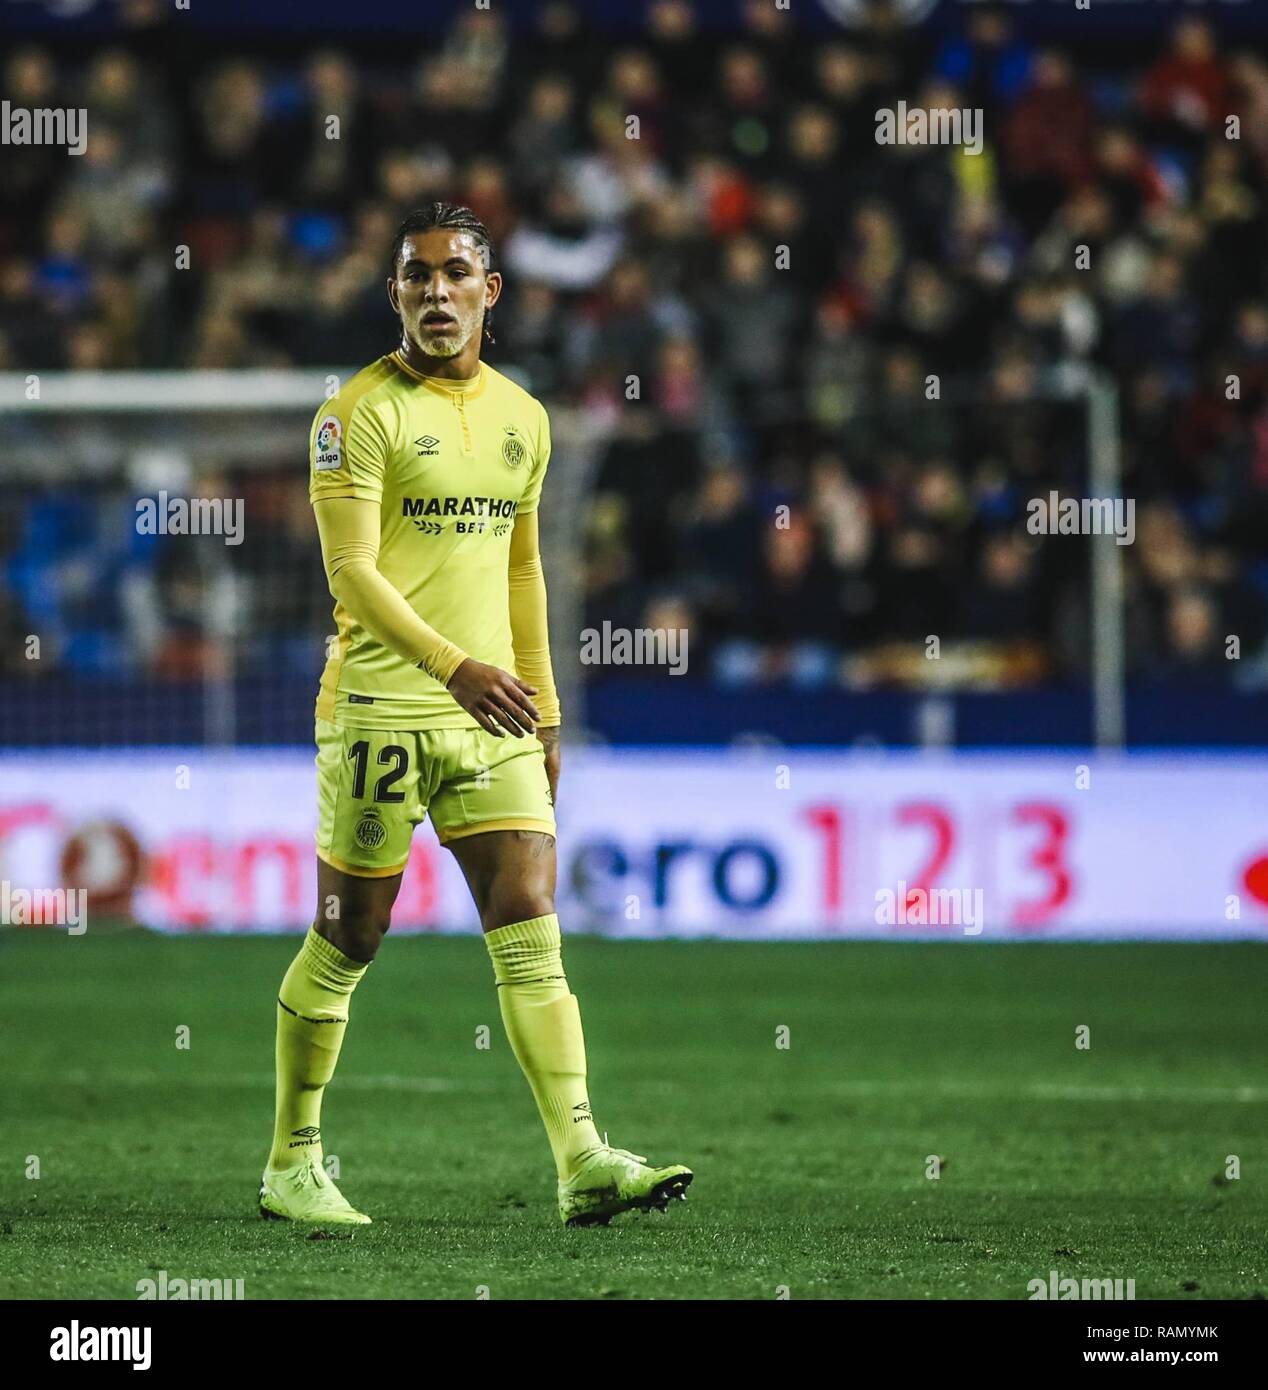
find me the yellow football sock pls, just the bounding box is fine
[486,913,602,1179]
[269,926,369,1171]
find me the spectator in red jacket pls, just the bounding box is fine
[1140,17,1233,144]
[1001,50,1096,235]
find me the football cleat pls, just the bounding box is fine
[258,1156,371,1226]
[558,1140,693,1227]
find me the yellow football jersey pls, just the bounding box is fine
[309,351,551,730]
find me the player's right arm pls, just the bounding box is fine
[309,393,539,737]
[313,495,466,683]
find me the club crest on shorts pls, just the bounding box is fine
[354,807,387,852]
[314,415,343,471]
[502,425,526,470]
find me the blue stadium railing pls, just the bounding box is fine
[0,676,1265,748]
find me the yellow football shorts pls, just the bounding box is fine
[315,717,556,877]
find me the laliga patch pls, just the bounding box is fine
[314,414,343,471]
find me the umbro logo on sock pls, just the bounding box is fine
[572,1102,592,1124]
[288,1126,321,1148]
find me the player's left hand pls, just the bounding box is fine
[538,725,561,808]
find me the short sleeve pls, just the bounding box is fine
[516,403,551,516]
[309,393,391,504]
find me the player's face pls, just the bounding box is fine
[388,230,501,361]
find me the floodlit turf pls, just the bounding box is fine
[2,928,1265,1300]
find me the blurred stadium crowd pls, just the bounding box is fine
[2,0,1268,694]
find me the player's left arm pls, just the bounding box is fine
[509,507,561,803]
[510,402,561,801]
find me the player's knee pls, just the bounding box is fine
[319,911,390,963]
[482,885,555,934]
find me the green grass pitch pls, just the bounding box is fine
[2,929,1265,1300]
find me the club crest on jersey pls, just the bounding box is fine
[502,425,527,470]
[354,808,387,852]
[314,415,343,471]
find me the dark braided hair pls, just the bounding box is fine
[388,203,497,345]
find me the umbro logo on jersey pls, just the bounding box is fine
[415,435,440,456]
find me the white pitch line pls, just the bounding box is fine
[53,1069,488,1094]
[828,1079,1268,1103]
[45,1071,1267,1103]
[1029,1082,1268,1104]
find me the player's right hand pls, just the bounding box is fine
[445,658,540,738]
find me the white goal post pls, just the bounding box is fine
[0,365,1121,747]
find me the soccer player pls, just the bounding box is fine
[258,203,692,1227]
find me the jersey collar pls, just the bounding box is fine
[390,350,487,397]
